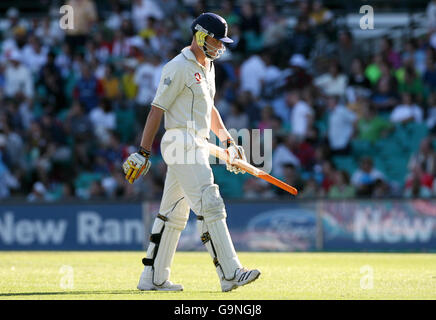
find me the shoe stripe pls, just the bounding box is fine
[244,271,252,281]
[238,273,246,282]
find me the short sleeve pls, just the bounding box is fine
[151,63,185,111]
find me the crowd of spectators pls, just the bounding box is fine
[1,0,436,202]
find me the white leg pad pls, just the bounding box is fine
[198,184,242,280]
[142,210,186,286]
[201,218,242,280]
[152,225,181,285]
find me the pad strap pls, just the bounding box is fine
[142,214,168,266]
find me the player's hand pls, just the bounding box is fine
[226,140,246,174]
[122,148,151,184]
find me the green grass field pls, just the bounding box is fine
[0,252,435,300]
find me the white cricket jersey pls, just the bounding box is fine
[151,47,216,139]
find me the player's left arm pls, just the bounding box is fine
[211,106,246,174]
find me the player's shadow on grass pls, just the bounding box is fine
[0,290,217,297]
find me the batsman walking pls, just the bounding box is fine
[122,13,260,292]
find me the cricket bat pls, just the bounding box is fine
[208,142,298,196]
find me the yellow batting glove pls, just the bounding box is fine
[122,149,151,184]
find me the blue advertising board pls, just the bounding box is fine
[3,199,433,251]
[177,202,318,252]
[320,199,436,251]
[0,203,144,250]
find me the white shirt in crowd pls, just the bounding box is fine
[89,107,116,131]
[328,105,357,150]
[131,0,163,31]
[272,144,300,178]
[314,73,348,97]
[135,62,161,105]
[390,104,423,123]
[427,0,436,30]
[21,44,48,74]
[4,62,34,99]
[240,54,266,98]
[351,168,385,187]
[291,100,314,138]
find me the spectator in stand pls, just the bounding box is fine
[427,0,436,31]
[289,16,313,58]
[27,181,52,202]
[89,98,116,145]
[397,64,426,104]
[258,105,275,133]
[74,64,103,113]
[285,54,312,90]
[65,101,93,142]
[218,0,241,27]
[21,35,48,75]
[426,92,436,130]
[351,157,386,197]
[328,170,355,198]
[357,103,392,144]
[422,54,436,92]
[390,93,423,124]
[327,95,357,154]
[272,135,300,179]
[319,160,336,196]
[336,30,362,76]
[346,57,372,103]
[404,164,433,198]
[239,1,262,53]
[371,76,399,113]
[402,38,427,75]
[39,51,65,113]
[408,137,436,176]
[365,54,385,86]
[295,126,318,171]
[131,0,163,32]
[286,89,314,140]
[4,51,34,100]
[0,133,20,199]
[309,0,333,28]
[314,60,348,98]
[260,2,288,50]
[101,64,121,101]
[261,1,281,31]
[380,37,402,70]
[239,52,268,99]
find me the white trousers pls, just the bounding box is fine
[142,129,241,285]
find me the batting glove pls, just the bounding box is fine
[122,147,151,184]
[225,139,246,175]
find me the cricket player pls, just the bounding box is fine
[122,13,261,292]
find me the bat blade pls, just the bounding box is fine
[208,142,298,196]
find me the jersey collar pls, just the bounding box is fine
[181,47,207,69]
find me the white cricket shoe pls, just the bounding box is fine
[137,272,183,291]
[220,268,261,292]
